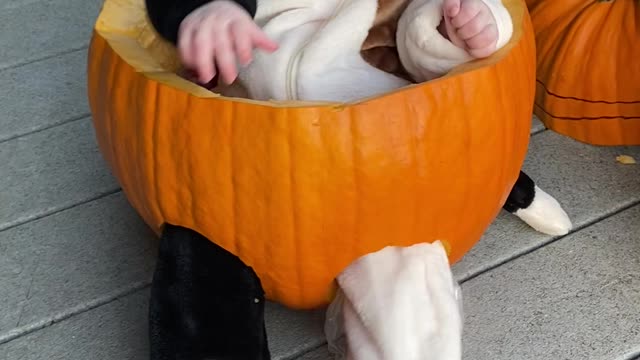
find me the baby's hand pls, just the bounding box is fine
[442,0,498,58]
[178,0,279,84]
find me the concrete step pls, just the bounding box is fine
[0,50,89,142]
[462,204,640,360]
[0,0,102,71]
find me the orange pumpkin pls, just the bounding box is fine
[87,0,536,309]
[526,0,640,145]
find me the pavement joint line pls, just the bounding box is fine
[0,281,151,346]
[0,188,122,234]
[0,46,89,73]
[0,114,91,145]
[459,199,640,285]
[284,341,328,360]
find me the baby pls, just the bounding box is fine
[148,0,513,102]
[144,0,514,359]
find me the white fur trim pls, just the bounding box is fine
[336,241,462,360]
[396,0,514,83]
[396,0,472,82]
[480,0,513,51]
[515,185,573,236]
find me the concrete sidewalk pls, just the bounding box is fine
[1,0,639,359]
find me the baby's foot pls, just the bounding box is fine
[441,0,499,58]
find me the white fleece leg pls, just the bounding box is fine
[515,185,573,236]
[295,0,410,102]
[335,241,463,360]
[396,0,472,82]
[480,0,513,51]
[237,0,410,102]
[396,0,514,83]
[237,0,322,101]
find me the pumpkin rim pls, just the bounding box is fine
[93,0,527,108]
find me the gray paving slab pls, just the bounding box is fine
[3,208,638,360]
[0,290,150,360]
[0,192,156,344]
[0,286,326,360]
[0,50,89,143]
[266,304,326,359]
[462,204,640,360]
[0,0,102,70]
[296,346,331,360]
[453,131,640,281]
[531,115,545,135]
[0,117,119,232]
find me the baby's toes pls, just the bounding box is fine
[467,24,498,48]
[449,1,482,28]
[456,17,487,40]
[466,25,498,57]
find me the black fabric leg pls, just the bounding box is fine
[503,170,536,213]
[149,224,271,360]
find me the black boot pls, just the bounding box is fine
[149,224,271,360]
[503,170,535,214]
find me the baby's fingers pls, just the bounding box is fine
[177,28,194,67]
[214,28,239,84]
[180,24,216,83]
[230,22,253,65]
[467,34,498,59]
[450,0,482,28]
[468,45,496,58]
[249,23,279,52]
[443,0,461,17]
[466,24,497,51]
[194,29,220,83]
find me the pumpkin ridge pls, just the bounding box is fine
[408,99,419,244]
[110,60,125,198]
[230,101,238,259]
[149,80,162,226]
[489,68,509,211]
[349,108,361,260]
[532,2,586,76]
[534,104,640,121]
[535,80,640,104]
[286,108,304,305]
[184,95,195,224]
[263,105,273,303]
[98,43,116,183]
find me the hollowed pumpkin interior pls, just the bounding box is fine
[88,0,536,309]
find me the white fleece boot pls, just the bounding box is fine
[325,241,463,360]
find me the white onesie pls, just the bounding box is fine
[225,0,513,102]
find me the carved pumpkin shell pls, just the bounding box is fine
[87,0,536,309]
